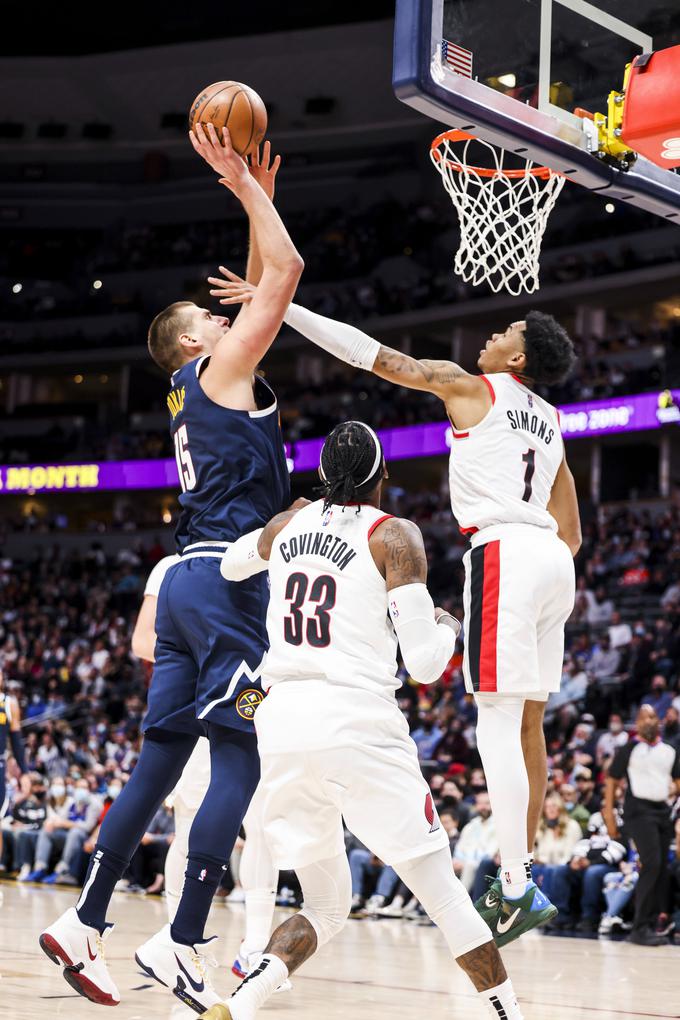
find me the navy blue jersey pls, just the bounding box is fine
[168,356,290,551]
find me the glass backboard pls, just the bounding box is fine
[393,0,680,218]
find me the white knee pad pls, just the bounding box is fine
[297,853,352,949]
[397,847,492,959]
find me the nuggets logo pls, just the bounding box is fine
[424,793,440,834]
[236,688,264,720]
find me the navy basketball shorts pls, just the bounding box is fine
[143,555,269,736]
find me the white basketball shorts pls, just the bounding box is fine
[462,523,575,700]
[254,684,449,871]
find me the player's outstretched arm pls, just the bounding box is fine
[205,281,488,411]
[547,453,582,556]
[191,123,303,386]
[244,141,281,287]
[370,517,459,685]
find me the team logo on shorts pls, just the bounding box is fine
[424,793,440,834]
[236,688,264,720]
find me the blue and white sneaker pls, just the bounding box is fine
[135,924,223,1014]
[492,881,558,947]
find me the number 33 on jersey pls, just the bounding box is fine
[449,373,564,537]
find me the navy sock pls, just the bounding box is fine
[171,726,259,946]
[171,854,227,946]
[76,846,129,932]
[75,728,197,933]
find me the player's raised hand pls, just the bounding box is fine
[189,123,250,192]
[247,140,281,201]
[207,267,257,305]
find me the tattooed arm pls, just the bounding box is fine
[370,518,459,683]
[372,344,486,402]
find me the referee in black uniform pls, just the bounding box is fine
[604,705,680,945]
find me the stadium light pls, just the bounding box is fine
[12,283,22,294]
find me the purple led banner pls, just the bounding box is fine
[1,390,677,495]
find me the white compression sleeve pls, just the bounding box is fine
[220,528,267,582]
[284,303,380,371]
[388,583,459,685]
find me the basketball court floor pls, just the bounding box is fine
[1,881,677,1020]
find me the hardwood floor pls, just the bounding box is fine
[1,881,678,1020]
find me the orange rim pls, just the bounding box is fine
[430,129,557,180]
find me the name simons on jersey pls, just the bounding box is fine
[506,410,555,444]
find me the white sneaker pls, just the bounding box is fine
[39,907,120,1006]
[365,895,386,916]
[135,924,223,1014]
[226,887,246,903]
[17,864,31,882]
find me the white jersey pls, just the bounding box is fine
[262,499,398,701]
[449,373,563,536]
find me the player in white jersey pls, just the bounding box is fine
[131,555,289,989]
[205,421,526,1020]
[209,270,581,945]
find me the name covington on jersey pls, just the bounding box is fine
[278,531,357,571]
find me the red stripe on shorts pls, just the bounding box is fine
[479,540,500,692]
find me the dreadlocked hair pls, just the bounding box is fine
[317,421,384,513]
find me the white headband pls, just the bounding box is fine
[319,421,384,487]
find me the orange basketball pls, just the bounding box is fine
[188,81,267,157]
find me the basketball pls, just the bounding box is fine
[188,81,267,156]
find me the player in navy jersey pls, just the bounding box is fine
[39,126,303,1012]
[0,668,27,867]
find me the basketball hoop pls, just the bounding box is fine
[430,130,566,296]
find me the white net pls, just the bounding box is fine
[430,132,566,296]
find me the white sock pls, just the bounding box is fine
[242,889,276,957]
[500,858,532,898]
[229,954,289,1020]
[479,978,524,1019]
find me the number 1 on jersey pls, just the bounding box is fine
[522,448,536,502]
[174,423,197,493]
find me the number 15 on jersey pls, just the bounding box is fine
[174,423,197,492]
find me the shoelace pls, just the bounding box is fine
[96,933,106,960]
[189,949,218,985]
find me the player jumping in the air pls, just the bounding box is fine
[38,124,303,1011]
[205,421,525,1020]
[210,275,581,947]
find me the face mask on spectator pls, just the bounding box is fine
[610,722,623,734]
[565,801,575,811]
[107,784,122,799]
[51,784,65,798]
[73,788,89,804]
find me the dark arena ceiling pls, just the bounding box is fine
[2,1,396,56]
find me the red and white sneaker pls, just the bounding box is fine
[39,907,120,1006]
[135,924,223,1014]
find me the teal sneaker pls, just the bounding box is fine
[474,873,503,928]
[492,881,558,947]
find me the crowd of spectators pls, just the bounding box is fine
[1,494,679,938]
[3,191,680,344]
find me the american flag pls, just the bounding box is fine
[441,39,473,78]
